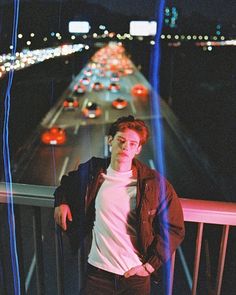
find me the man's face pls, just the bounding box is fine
[108,129,142,163]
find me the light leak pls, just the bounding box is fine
[2,0,21,294]
[150,0,172,293]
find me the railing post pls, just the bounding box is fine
[55,224,65,295]
[167,251,176,295]
[32,206,45,295]
[192,222,204,295]
[14,205,26,295]
[215,225,229,295]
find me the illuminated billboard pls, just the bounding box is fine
[129,21,157,36]
[68,21,90,33]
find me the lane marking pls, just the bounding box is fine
[25,235,45,291]
[48,106,64,128]
[82,98,88,110]
[130,100,136,115]
[148,159,192,290]
[25,253,36,292]
[74,121,81,135]
[58,156,69,182]
[148,159,155,169]
[105,91,110,101]
[105,110,109,122]
[177,247,193,290]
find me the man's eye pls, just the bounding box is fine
[131,142,137,147]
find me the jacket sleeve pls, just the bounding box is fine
[53,163,89,253]
[146,181,185,271]
[54,170,79,207]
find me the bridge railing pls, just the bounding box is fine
[0,182,236,295]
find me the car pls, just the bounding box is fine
[98,69,106,77]
[63,97,79,110]
[80,76,90,86]
[131,84,149,97]
[41,127,66,145]
[74,84,86,95]
[112,98,128,109]
[92,82,104,91]
[108,83,120,92]
[82,101,102,118]
[110,72,120,82]
[83,68,93,77]
[124,68,133,75]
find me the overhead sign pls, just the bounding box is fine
[68,21,90,33]
[129,21,157,36]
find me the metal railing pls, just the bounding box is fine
[0,182,236,295]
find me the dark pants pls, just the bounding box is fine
[82,264,151,295]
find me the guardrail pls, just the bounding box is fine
[0,182,236,295]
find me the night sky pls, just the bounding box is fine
[85,0,235,22]
[0,0,235,22]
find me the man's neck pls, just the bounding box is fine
[110,159,132,172]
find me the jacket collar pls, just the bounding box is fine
[91,157,157,181]
[133,158,157,181]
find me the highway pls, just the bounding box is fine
[13,43,219,294]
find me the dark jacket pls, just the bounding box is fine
[54,157,185,280]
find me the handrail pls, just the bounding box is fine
[0,182,55,207]
[181,198,236,225]
[1,183,236,225]
[0,182,235,295]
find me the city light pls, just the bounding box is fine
[68,21,90,34]
[99,25,106,30]
[2,28,233,57]
[0,44,86,79]
[130,21,157,36]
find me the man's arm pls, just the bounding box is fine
[145,181,185,271]
[54,170,79,230]
[124,180,184,277]
[124,263,155,278]
[54,204,72,231]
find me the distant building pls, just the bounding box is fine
[164,6,179,29]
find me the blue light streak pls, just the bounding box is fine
[2,1,21,294]
[150,0,172,293]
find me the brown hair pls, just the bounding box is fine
[108,115,149,145]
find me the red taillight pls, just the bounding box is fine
[43,134,50,140]
[63,101,69,107]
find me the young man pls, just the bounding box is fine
[54,115,185,295]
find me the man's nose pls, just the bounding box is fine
[122,141,129,150]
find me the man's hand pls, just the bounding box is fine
[124,263,154,278]
[54,204,72,231]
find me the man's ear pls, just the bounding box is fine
[107,135,113,145]
[136,145,142,155]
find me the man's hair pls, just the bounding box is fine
[108,115,150,145]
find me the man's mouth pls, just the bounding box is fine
[118,152,129,156]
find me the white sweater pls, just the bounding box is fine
[88,165,142,275]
